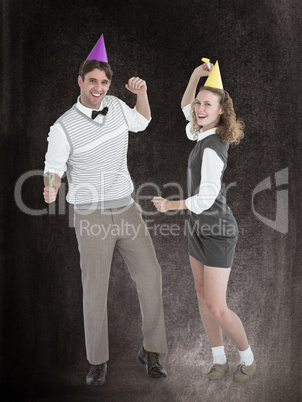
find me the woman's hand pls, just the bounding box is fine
[181,62,213,108]
[151,197,169,213]
[192,63,213,79]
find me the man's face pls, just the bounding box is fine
[78,69,111,109]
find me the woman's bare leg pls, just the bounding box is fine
[190,256,223,347]
[203,265,249,351]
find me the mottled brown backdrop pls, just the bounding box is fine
[1,0,301,401]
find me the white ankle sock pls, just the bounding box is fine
[238,346,254,365]
[211,346,227,365]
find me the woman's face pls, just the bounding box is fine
[194,90,223,131]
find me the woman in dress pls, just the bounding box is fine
[152,61,256,382]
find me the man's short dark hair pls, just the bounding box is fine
[79,60,113,81]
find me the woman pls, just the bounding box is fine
[152,62,256,382]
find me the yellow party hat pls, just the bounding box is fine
[204,60,223,89]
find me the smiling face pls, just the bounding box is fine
[78,68,111,109]
[194,89,224,131]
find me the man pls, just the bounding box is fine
[43,35,168,386]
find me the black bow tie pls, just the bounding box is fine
[91,107,108,119]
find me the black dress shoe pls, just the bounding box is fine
[86,362,107,386]
[137,346,167,379]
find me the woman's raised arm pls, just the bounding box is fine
[180,63,213,109]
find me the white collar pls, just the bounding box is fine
[76,96,104,118]
[196,127,217,142]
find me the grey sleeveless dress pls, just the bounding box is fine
[187,134,238,268]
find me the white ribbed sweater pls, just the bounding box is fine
[56,96,133,204]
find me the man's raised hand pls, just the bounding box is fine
[125,77,147,95]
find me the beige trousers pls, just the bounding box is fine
[74,202,168,364]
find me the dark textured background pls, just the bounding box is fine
[1,0,302,401]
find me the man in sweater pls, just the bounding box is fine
[43,36,167,386]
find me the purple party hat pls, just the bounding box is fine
[86,34,108,62]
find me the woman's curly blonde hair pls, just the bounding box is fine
[190,86,244,144]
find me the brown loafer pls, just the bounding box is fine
[137,346,167,379]
[207,361,229,380]
[233,360,256,382]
